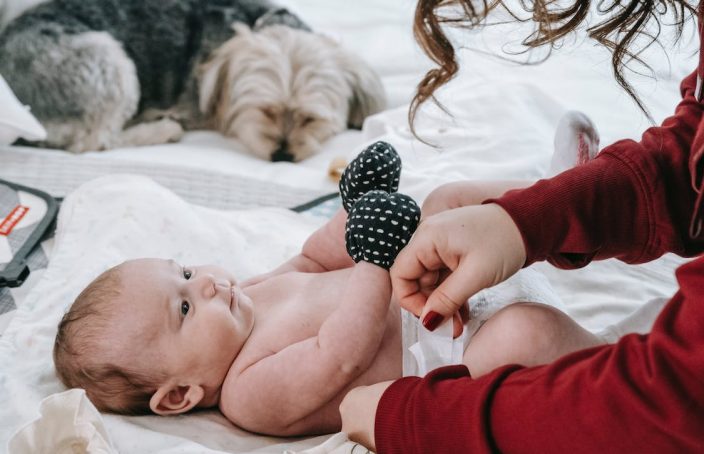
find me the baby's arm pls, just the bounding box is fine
[423,112,601,217]
[241,209,353,287]
[244,141,404,285]
[299,208,354,270]
[223,191,420,435]
[222,261,392,435]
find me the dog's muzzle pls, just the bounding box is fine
[271,144,294,162]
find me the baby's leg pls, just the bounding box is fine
[421,180,533,217]
[462,303,605,378]
[423,111,600,216]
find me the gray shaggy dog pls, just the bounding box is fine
[0,0,385,160]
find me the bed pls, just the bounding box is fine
[0,0,699,452]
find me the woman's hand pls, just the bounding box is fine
[340,380,395,451]
[391,203,526,333]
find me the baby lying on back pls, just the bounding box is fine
[53,142,598,435]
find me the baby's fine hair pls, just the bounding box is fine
[53,266,163,415]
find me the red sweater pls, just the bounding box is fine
[375,17,704,454]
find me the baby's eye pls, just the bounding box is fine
[180,301,190,316]
[183,267,192,280]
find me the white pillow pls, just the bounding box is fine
[0,74,46,145]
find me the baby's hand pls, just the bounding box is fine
[345,190,420,270]
[339,141,401,212]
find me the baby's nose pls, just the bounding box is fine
[214,280,230,290]
[212,279,231,297]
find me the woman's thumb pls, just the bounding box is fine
[420,266,481,331]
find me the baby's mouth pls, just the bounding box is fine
[230,286,238,310]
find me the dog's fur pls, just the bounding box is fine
[0,0,386,161]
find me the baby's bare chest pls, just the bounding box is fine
[237,269,402,369]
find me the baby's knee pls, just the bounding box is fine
[481,303,569,361]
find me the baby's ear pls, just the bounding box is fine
[150,383,204,416]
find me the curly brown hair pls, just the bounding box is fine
[53,266,165,415]
[410,0,698,137]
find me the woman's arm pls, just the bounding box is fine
[492,71,704,268]
[368,257,704,453]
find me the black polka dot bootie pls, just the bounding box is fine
[345,190,420,270]
[339,141,401,213]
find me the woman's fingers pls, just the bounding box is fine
[418,260,484,328]
[392,204,526,332]
[391,225,454,316]
[418,269,440,290]
[340,380,395,451]
[452,312,463,338]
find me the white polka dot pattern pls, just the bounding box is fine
[339,141,401,212]
[345,190,420,269]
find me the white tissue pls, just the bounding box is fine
[408,318,466,376]
[402,268,566,377]
[8,388,117,454]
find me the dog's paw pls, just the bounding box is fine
[345,190,420,270]
[339,141,401,212]
[119,118,184,147]
[156,118,185,143]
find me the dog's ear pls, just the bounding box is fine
[198,48,230,116]
[198,23,253,116]
[336,51,387,129]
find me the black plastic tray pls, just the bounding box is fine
[0,178,58,288]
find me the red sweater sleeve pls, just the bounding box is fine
[375,257,704,453]
[489,70,704,268]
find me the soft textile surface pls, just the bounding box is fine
[0,0,700,451]
[1,175,336,453]
[0,175,684,454]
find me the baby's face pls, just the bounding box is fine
[113,258,254,389]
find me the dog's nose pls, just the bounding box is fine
[271,147,294,162]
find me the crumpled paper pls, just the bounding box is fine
[8,388,117,454]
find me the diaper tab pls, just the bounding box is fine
[404,313,466,377]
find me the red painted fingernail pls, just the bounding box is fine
[422,311,443,331]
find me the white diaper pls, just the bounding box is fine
[595,297,668,344]
[402,267,566,376]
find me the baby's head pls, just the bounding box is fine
[53,258,254,416]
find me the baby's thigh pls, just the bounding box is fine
[422,180,532,217]
[462,303,605,377]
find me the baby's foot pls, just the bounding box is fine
[549,111,600,176]
[345,190,420,269]
[339,141,401,212]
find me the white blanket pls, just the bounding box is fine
[1,175,337,453]
[0,0,698,451]
[0,174,685,453]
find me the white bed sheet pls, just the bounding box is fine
[0,0,700,451]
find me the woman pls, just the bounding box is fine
[339,0,704,452]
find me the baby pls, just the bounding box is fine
[53,140,602,436]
